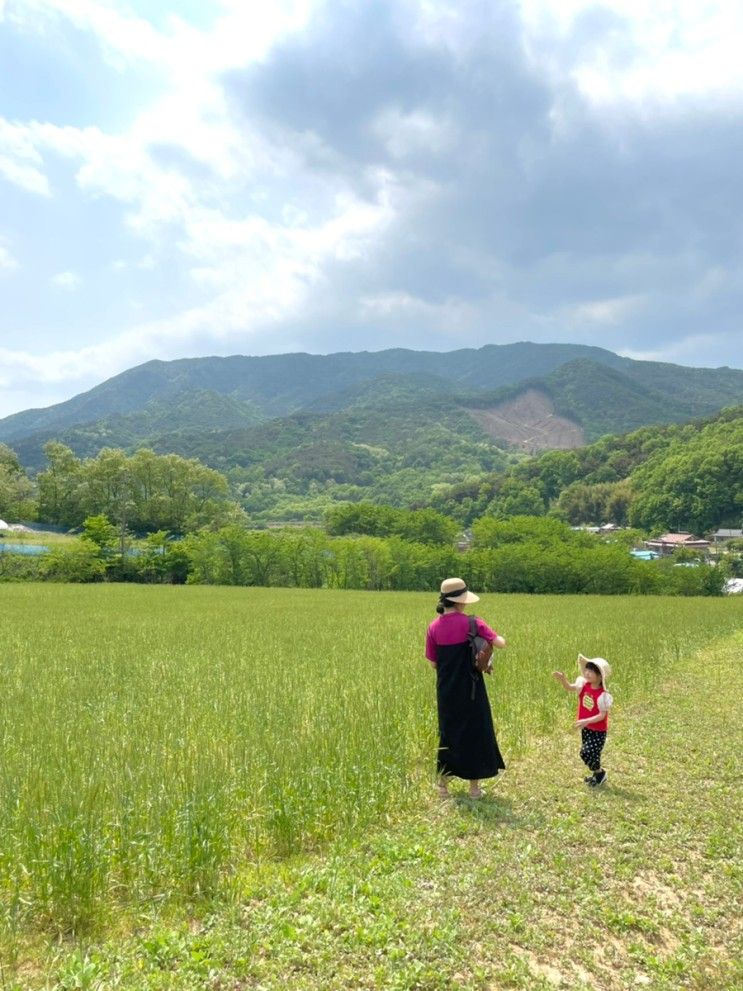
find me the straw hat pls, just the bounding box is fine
[440,577,480,604]
[578,653,612,686]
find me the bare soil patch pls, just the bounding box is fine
[468,388,586,452]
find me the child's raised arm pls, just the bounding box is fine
[552,671,579,692]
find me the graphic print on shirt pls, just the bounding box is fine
[578,684,609,731]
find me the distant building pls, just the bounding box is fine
[711,528,743,544]
[630,549,659,561]
[572,524,623,534]
[644,532,710,556]
[456,531,473,552]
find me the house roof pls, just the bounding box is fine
[649,532,709,545]
[713,529,743,538]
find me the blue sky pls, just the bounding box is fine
[1,0,742,417]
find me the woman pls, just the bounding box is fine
[425,577,506,799]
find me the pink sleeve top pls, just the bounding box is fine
[425,612,499,663]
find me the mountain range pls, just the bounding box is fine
[4,344,743,493]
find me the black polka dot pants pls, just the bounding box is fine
[580,729,607,772]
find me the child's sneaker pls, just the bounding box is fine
[589,770,607,787]
[584,774,596,784]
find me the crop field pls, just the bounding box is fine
[0,584,741,950]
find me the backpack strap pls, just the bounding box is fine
[468,615,478,700]
[468,614,478,644]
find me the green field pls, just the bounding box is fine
[0,530,75,547]
[1,584,741,959]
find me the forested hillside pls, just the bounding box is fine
[430,405,743,532]
[2,407,740,597]
[2,406,740,540]
[0,342,622,443]
[2,343,742,531]
[5,346,743,482]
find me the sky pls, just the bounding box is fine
[1,0,742,418]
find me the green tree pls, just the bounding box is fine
[37,442,83,526]
[156,452,234,532]
[555,479,634,526]
[395,508,458,545]
[325,503,397,537]
[81,514,119,553]
[472,515,593,549]
[324,502,456,545]
[487,478,546,518]
[42,542,106,583]
[630,442,743,533]
[0,444,35,521]
[37,444,237,535]
[136,531,189,584]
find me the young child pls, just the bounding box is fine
[553,654,613,787]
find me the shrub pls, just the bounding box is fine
[42,544,106,583]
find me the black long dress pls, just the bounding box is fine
[436,638,505,780]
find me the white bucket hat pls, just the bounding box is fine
[439,577,480,604]
[578,653,612,686]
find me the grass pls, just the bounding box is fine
[4,626,741,990]
[0,530,75,547]
[0,586,740,987]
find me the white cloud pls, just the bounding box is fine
[620,327,742,368]
[0,171,397,390]
[0,2,400,399]
[1,0,321,202]
[9,0,318,78]
[360,291,477,331]
[568,294,645,325]
[2,0,743,418]
[0,0,362,259]
[521,0,743,107]
[8,0,173,66]
[371,107,457,160]
[0,292,281,392]
[51,270,82,288]
[0,236,17,271]
[111,254,156,272]
[0,119,51,195]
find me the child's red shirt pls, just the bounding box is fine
[578,682,610,732]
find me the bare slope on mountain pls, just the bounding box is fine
[3,344,743,453]
[467,389,586,452]
[0,343,626,443]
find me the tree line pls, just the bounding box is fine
[429,406,743,532]
[2,514,726,597]
[1,442,239,534]
[2,407,742,538]
[0,424,740,597]
[183,519,723,595]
